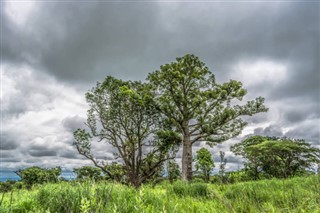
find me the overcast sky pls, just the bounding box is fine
[1,1,319,172]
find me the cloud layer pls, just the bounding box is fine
[1,1,319,171]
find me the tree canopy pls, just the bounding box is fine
[231,135,320,179]
[74,76,180,187]
[147,54,268,181]
[194,148,214,182]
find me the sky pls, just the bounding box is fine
[1,1,319,173]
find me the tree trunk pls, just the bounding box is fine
[182,134,193,181]
[128,171,140,188]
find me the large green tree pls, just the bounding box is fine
[147,54,268,181]
[194,147,214,182]
[231,135,320,178]
[74,76,180,187]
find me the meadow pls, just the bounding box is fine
[0,175,319,213]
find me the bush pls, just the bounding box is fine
[0,181,13,192]
[13,181,24,190]
[15,166,61,187]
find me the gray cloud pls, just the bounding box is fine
[62,116,87,132]
[27,143,58,157]
[1,159,21,163]
[1,1,319,171]
[285,123,320,145]
[3,2,318,85]
[281,99,319,125]
[2,2,162,84]
[253,124,284,137]
[0,139,19,150]
[59,152,83,159]
[0,133,19,150]
[0,152,14,158]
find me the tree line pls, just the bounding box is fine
[1,54,318,192]
[4,135,318,192]
[71,54,320,187]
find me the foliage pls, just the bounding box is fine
[104,162,126,183]
[147,54,268,181]
[0,181,14,193]
[73,166,104,181]
[194,148,214,182]
[0,175,319,212]
[74,76,180,187]
[231,135,320,179]
[15,166,61,187]
[167,160,181,183]
[231,135,267,180]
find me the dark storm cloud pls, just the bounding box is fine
[29,150,57,157]
[0,152,14,158]
[59,152,83,159]
[0,3,35,65]
[285,124,320,145]
[2,2,163,84]
[2,67,61,118]
[3,2,318,86]
[0,133,19,150]
[253,124,284,137]
[24,159,41,164]
[62,116,87,132]
[1,159,21,163]
[280,99,320,125]
[0,139,19,150]
[27,143,59,157]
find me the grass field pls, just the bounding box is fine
[0,175,319,213]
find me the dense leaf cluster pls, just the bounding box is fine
[15,166,61,187]
[74,77,180,187]
[194,148,215,182]
[231,135,320,179]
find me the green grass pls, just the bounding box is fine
[0,175,319,213]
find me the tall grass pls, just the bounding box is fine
[0,175,319,213]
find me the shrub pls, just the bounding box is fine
[0,181,13,192]
[15,166,61,187]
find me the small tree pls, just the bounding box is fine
[194,148,214,182]
[148,54,268,181]
[167,160,181,183]
[74,76,180,188]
